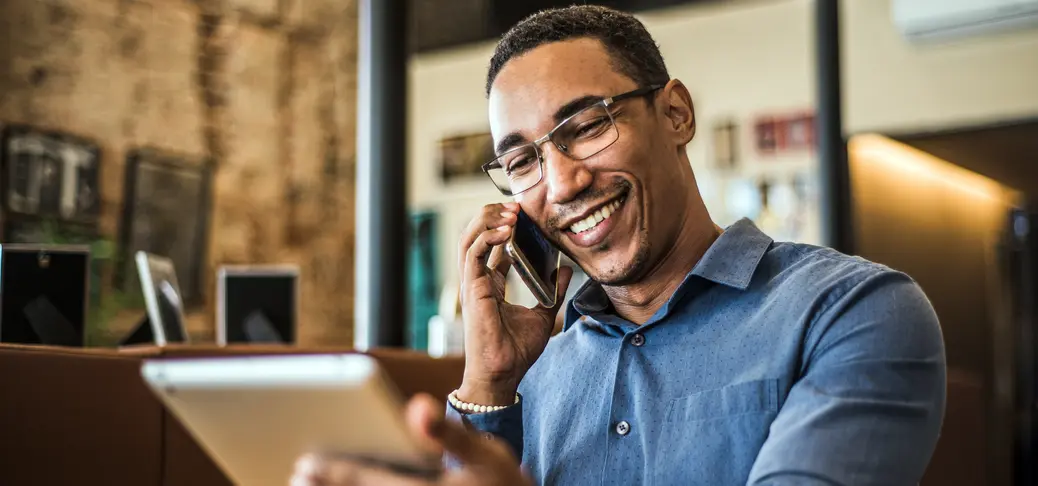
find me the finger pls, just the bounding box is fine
[423,407,501,467]
[458,204,519,277]
[324,461,431,486]
[458,204,517,257]
[487,244,511,278]
[297,455,432,486]
[408,397,518,469]
[462,204,514,259]
[289,469,321,486]
[290,454,321,486]
[463,227,512,284]
[404,394,447,455]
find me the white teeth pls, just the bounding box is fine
[568,197,625,234]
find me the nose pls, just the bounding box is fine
[541,143,592,204]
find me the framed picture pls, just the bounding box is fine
[117,148,212,308]
[754,111,816,156]
[712,119,738,169]
[754,116,779,155]
[785,112,816,150]
[439,132,495,184]
[1,125,100,223]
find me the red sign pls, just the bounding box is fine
[754,111,816,156]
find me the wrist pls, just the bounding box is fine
[449,389,518,414]
[457,379,519,407]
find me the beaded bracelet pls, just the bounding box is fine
[447,389,519,414]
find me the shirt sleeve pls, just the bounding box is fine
[443,394,525,467]
[746,270,946,485]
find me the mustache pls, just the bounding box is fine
[545,179,631,230]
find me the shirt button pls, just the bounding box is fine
[631,333,645,347]
[615,420,631,436]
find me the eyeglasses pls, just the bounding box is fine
[482,85,664,196]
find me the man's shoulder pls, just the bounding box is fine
[754,240,931,320]
[762,240,905,291]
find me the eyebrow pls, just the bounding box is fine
[494,94,606,155]
[553,95,603,124]
[495,133,527,156]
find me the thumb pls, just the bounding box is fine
[406,393,497,466]
[425,410,510,468]
[404,394,448,455]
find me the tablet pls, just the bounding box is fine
[141,354,440,485]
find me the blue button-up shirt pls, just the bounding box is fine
[450,219,946,485]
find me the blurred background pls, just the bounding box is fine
[0,0,1036,483]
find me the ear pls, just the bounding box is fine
[660,79,696,146]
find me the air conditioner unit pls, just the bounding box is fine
[893,0,1038,42]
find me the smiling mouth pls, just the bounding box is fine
[566,195,627,234]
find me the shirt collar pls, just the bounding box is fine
[690,218,773,290]
[565,218,773,330]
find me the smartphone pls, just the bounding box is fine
[505,210,561,307]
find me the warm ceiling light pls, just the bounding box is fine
[848,133,1017,206]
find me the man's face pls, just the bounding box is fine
[489,38,693,285]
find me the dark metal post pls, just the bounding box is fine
[1013,207,1038,486]
[815,0,853,254]
[355,0,408,349]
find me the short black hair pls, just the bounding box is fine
[486,5,670,96]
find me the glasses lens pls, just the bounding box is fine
[486,145,541,195]
[551,104,618,160]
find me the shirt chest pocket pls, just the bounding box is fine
[653,379,780,486]
[665,379,780,422]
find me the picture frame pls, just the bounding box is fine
[135,251,190,346]
[439,132,495,184]
[0,125,101,224]
[754,111,816,156]
[216,264,300,346]
[712,119,738,169]
[754,116,779,155]
[116,148,212,308]
[785,112,816,150]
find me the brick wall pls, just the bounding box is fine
[0,0,358,345]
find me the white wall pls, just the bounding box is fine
[407,0,820,292]
[407,0,1038,299]
[408,42,500,210]
[842,0,1038,133]
[639,0,817,184]
[407,42,503,296]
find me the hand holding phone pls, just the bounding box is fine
[456,202,573,408]
[505,210,562,308]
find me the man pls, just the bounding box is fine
[293,5,946,485]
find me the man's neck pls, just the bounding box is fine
[602,211,721,325]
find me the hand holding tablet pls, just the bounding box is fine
[141,354,441,485]
[289,394,531,486]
